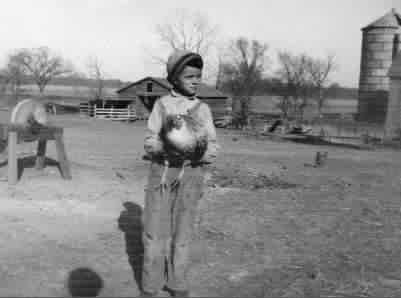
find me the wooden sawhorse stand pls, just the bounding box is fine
[5,124,72,185]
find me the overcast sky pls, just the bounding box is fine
[0,0,400,88]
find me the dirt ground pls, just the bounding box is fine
[0,112,401,297]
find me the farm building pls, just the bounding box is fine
[80,77,230,121]
[357,8,401,122]
[116,77,230,119]
[384,52,401,138]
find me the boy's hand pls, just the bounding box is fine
[200,150,216,164]
[165,149,184,164]
[144,137,164,156]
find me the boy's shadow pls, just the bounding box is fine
[118,201,144,291]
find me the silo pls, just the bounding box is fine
[384,53,401,139]
[357,9,401,122]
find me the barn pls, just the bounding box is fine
[116,77,230,120]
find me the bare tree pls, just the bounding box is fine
[17,47,72,95]
[275,95,292,119]
[306,54,336,117]
[215,54,224,90]
[148,9,220,82]
[276,51,311,121]
[87,56,106,100]
[156,9,218,59]
[2,51,28,101]
[220,37,269,127]
[223,38,268,96]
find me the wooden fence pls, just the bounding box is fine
[79,103,137,121]
[79,102,90,116]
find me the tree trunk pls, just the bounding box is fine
[13,85,19,102]
[240,97,250,129]
[317,88,324,119]
[39,84,46,97]
[317,100,323,119]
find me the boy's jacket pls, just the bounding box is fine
[144,91,219,164]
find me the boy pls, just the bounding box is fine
[142,50,219,297]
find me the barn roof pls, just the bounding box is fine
[116,76,228,98]
[362,8,401,30]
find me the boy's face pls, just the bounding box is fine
[175,65,202,96]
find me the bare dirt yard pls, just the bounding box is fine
[0,112,401,297]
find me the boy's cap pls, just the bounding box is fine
[166,50,203,84]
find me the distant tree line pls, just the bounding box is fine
[0,8,355,124]
[219,78,356,99]
[0,47,126,103]
[42,76,126,89]
[1,72,125,89]
[151,9,352,126]
[0,47,73,101]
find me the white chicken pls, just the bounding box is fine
[159,112,208,189]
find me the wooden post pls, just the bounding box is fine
[54,131,71,180]
[35,139,47,170]
[8,131,18,185]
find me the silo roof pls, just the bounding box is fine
[388,53,401,78]
[362,9,401,30]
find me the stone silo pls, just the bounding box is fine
[384,53,401,139]
[357,8,401,122]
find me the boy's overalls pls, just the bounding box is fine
[142,97,216,294]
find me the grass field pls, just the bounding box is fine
[0,112,399,297]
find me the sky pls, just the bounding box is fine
[0,0,400,88]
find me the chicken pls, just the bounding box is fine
[159,113,208,189]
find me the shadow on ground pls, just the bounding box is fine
[67,267,104,297]
[118,201,144,292]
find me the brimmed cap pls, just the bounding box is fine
[166,50,203,84]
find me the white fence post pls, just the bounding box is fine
[85,105,140,121]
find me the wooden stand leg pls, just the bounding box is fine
[35,139,47,170]
[55,132,71,180]
[8,131,18,185]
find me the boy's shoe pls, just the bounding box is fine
[172,289,189,297]
[139,291,158,297]
[140,290,171,297]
